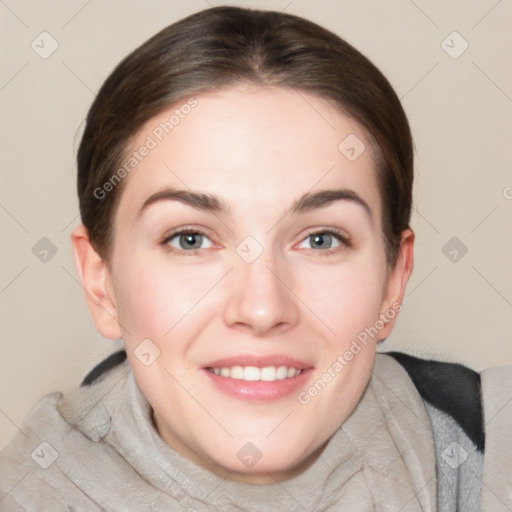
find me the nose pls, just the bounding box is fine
[223,252,300,336]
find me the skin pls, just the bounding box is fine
[71,85,414,484]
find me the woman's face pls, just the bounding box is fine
[80,85,412,483]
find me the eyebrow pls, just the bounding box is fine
[136,186,373,220]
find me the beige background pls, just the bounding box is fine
[1,0,511,449]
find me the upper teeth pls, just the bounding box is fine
[208,366,302,382]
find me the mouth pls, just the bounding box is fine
[202,355,313,402]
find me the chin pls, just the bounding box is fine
[203,431,322,480]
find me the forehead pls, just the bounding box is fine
[114,85,381,226]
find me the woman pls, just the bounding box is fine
[1,6,510,511]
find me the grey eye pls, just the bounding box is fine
[298,232,342,250]
[309,233,334,249]
[166,232,213,251]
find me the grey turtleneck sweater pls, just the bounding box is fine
[0,353,509,511]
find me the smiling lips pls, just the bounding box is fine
[203,354,313,401]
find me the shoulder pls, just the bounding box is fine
[479,362,512,510]
[384,351,485,451]
[0,392,70,509]
[0,354,131,510]
[382,351,488,511]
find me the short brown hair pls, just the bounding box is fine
[77,6,413,268]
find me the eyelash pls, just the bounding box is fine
[160,226,351,257]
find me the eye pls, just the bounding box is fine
[162,229,214,253]
[297,230,350,252]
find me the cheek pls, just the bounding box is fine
[293,251,386,427]
[296,254,387,344]
[112,254,225,342]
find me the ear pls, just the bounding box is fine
[70,224,122,340]
[377,228,415,341]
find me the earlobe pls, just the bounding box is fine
[70,225,122,340]
[377,229,415,341]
